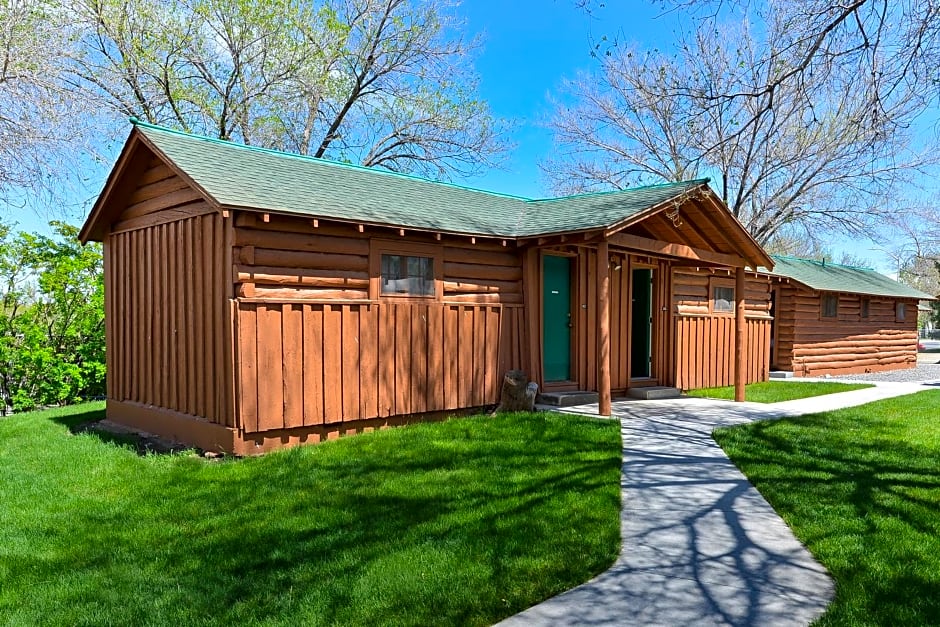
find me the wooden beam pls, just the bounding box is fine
[610,232,744,268]
[700,193,774,269]
[597,240,612,416]
[523,247,543,384]
[735,266,746,402]
[672,203,723,251]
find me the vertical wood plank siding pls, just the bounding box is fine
[586,254,676,390]
[674,317,771,389]
[108,211,229,424]
[672,269,773,390]
[229,213,527,432]
[235,302,526,433]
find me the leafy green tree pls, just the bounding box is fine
[70,0,507,179]
[0,221,104,414]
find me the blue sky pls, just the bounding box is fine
[459,0,931,276]
[461,0,683,198]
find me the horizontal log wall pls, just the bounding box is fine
[776,286,919,376]
[111,162,216,234]
[443,247,523,304]
[233,214,524,304]
[234,218,371,300]
[673,269,772,318]
[235,301,525,432]
[675,317,770,389]
[107,207,229,425]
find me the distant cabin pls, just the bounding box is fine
[80,121,774,454]
[761,256,932,377]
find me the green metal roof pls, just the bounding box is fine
[133,121,709,238]
[763,255,934,300]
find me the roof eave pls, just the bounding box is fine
[767,273,934,300]
[220,204,520,242]
[697,188,774,270]
[79,129,144,244]
[134,127,222,213]
[79,126,222,244]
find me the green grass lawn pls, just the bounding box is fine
[0,404,622,626]
[686,380,873,403]
[713,390,940,625]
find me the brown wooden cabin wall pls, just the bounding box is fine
[105,159,231,426]
[538,247,674,393]
[232,213,527,434]
[776,285,919,376]
[672,269,771,389]
[772,284,800,371]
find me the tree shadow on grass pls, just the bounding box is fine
[712,402,940,625]
[45,404,196,456]
[1,411,622,627]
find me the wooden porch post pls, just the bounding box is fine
[734,266,746,402]
[597,240,612,416]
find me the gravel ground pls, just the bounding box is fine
[828,361,940,383]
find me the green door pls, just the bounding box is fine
[542,255,572,381]
[631,268,652,378]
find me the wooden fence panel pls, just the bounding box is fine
[234,302,525,433]
[675,316,771,390]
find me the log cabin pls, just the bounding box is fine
[79,121,773,454]
[762,255,933,376]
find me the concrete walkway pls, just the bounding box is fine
[499,381,930,626]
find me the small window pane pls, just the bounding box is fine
[861,298,869,319]
[896,302,906,321]
[822,294,838,318]
[713,286,734,312]
[381,254,434,296]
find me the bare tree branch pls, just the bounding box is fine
[543,21,936,247]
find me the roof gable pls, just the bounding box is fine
[764,255,934,300]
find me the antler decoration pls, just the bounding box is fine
[665,206,683,228]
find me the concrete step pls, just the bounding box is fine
[769,371,795,379]
[627,386,681,400]
[537,391,599,407]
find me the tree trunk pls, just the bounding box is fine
[495,370,537,413]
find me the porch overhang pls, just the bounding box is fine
[582,187,766,414]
